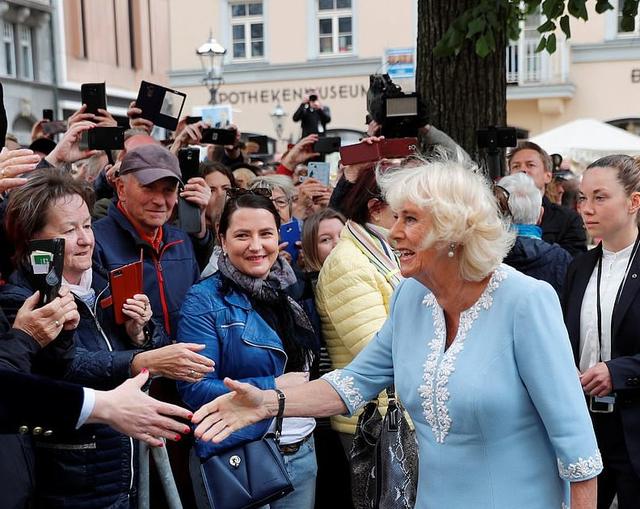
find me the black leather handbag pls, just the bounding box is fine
[350,387,418,509]
[199,416,293,509]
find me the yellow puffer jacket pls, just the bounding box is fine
[315,234,394,434]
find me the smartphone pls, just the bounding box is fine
[279,221,301,264]
[42,120,67,136]
[42,109,54,121]
[306,161,330,186]
[109,260,143,325]
[339,137,417,165]
[135,80,186,131]
[81,82,107,115]
[27,238,65,307]
[201,128,236,145]
[380,137,418,159]
[178,197,202,234]
[313,136,340,154]
[178,147,201,182]
[80,127,125,151]
[186,116,202,125]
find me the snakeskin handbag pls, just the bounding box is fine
[350,387,418,509]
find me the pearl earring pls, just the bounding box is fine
[447,243,456,258]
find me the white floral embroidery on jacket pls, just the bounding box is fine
[418,269,507,443]
[323,369,365,411]
[557,450,603,481]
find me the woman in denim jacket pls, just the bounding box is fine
[178,189,319,509]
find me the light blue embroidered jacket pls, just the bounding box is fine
[323,265,601,509]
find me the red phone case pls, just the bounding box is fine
[110,261,143,325]
[339,142,382,165]
[380,137,418,159]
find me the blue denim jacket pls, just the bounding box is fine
[177,272,286,459]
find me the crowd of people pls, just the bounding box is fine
[0,79,639,509]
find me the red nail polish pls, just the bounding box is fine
[187,414,193,420]
[175,434,182,441]
[141,368,148,374]
[184,427,191,434]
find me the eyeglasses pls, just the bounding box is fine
[271,197,290,208]
[492,184,512,219]
[225,187,272,200]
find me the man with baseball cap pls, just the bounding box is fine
[93,144,212,339]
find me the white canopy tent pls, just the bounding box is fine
[529,118,640,166]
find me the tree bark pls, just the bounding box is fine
[417,0,507,174]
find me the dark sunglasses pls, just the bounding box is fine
[492,184,512,219]
[225,187,272,200]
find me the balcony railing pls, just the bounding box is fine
[506,35,569,85]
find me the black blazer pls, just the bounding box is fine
[0,368,84,435]
[562,243,640,473]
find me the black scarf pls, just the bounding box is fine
[217,253,318,372]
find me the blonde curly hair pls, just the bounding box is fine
[376,153,515,282]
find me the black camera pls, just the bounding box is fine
[366,74,427,139]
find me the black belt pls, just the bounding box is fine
[277,433,312,455]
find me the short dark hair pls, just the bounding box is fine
[5,169,94,267]
[340,169,384,225]
[217,192,281,240]
[201,161,236,187]
[507,141,553,173]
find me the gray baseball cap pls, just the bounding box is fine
[119,144,183,185]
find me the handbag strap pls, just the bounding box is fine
[273,388,285,444]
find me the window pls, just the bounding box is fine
[19,26,33,79]
[2,22,15,77]
[617,0,640,36]
[230,1,264,60]
[317,0,352,55]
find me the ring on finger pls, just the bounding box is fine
[54,319,60,327]
[0,168,5,178]
[189,369,197,378]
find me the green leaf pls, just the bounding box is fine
[537,19,557,33]
[546,32,557,53]
[595,0,614,14]
[620,14,636,32]
[475,35,491,57]
[535,36,547,53]
[467,17,486,37]
[568,0,589,20]
[560,14,571,38]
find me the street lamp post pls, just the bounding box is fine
[270,103,287,151]
[196,32,227,105]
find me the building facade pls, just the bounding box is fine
[168,0,640,144]
[168,0,418,144]
[1,0,57,144]
[55,0,171,123]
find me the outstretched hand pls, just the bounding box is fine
[89,370,193,447]
[192,378,271,443]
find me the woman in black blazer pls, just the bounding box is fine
[562,155,640,509]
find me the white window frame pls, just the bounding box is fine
[316,0,354,57]
[2,22,16,77]
[18,25,34,80]
[229,1,265,61]
[606,0,640,39]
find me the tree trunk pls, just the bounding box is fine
[417,0,507,175]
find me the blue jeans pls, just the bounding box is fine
[263,436,317,509]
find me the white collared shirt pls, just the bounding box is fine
[579,242,634,372]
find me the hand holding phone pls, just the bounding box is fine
[27,239,65,307]
[81,82,107,115]
[279,221,301,264]
[110,260,144,325]
[135,81,186,131]
[305,162,330,186]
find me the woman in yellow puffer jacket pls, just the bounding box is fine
[315,167,402,452]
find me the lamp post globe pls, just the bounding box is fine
[196,32,227,105]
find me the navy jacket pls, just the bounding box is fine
[504,236,572,296]
[93,202,201,340]
[0,269,168,508]
[562,243,640,476]
[177,273,284,459]
[541,196,587,257]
